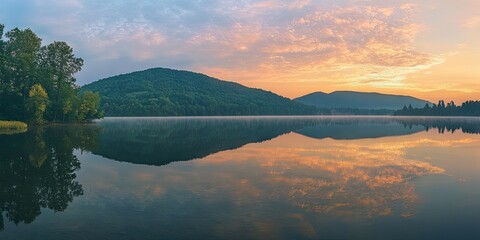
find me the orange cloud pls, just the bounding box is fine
[9,0,477,101]
[191,4,444,95]
[463,15,480,28]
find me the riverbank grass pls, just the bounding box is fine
[0,121,28,135]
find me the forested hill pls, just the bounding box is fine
[81,68,317,116]
[295,91,430,110]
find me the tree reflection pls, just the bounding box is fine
[0,125,101,230]
[395,117,480,134]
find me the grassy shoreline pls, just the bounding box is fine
[0,120,28,135]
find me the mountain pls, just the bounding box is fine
[294,91,430,110]
[81,68,316,116]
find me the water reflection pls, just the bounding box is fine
[197,134,448,218]
[93,117,480,166]
[395,117,480,134]
[70,121,480,239]
[295,122,424,139]
[0,125,100,230]
[93,118,312,166]
[1,117,480,239]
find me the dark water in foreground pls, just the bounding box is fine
[1,116,480,240]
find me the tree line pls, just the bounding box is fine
[0,23,102,123]
[394,100,480,116]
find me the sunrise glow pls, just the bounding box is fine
[2,0,479,102]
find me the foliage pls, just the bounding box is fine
[38,41,84,121]
[0,23,102,122]
[394,100,480,116]
[295,91,430,110]
[3,27,41,101]
[81,67,318,116]
[27,84,48,123]
[78,91,103,121]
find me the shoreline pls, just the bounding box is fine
[97,115,480,120]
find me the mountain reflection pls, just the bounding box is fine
[294,122,424,139]
[93,118,315,166]
[0,125,100,230]
[93,117,480,166]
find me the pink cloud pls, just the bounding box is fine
[189,3,441,89]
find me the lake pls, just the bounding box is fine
[1,116,480,240]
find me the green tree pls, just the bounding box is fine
[0,23,5,93]
[37,41,83,121]
[0,24,5,117]
[62,99,73,121]
[3,28,42,116]
[27,84,48,123]
[78,91,102,121]
[0,23,102,123]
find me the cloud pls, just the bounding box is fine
[190,3,442,88]
[0,0,445,92]
[464,15,480,28]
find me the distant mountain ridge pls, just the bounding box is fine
[295,91,430,110]
[81,67,316,116]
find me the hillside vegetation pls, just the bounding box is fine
[81,68,317,116]
[295,91,430,110]
[394,100,480,116]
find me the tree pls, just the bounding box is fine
[37,41,83,121]
[0,24,5,116]
[0,23,5,93]
[62,99,72,121]
[447,101,456,108]
[27,84,48,123]
[0,23,102,122]
[407,104,414,115]
[78,91,102,121]
[394,100,480,116]
[3,28,42,115]
[437,100,445,109]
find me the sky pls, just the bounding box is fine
[1,0,479,102]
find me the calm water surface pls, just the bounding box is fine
[1,116,480,239]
